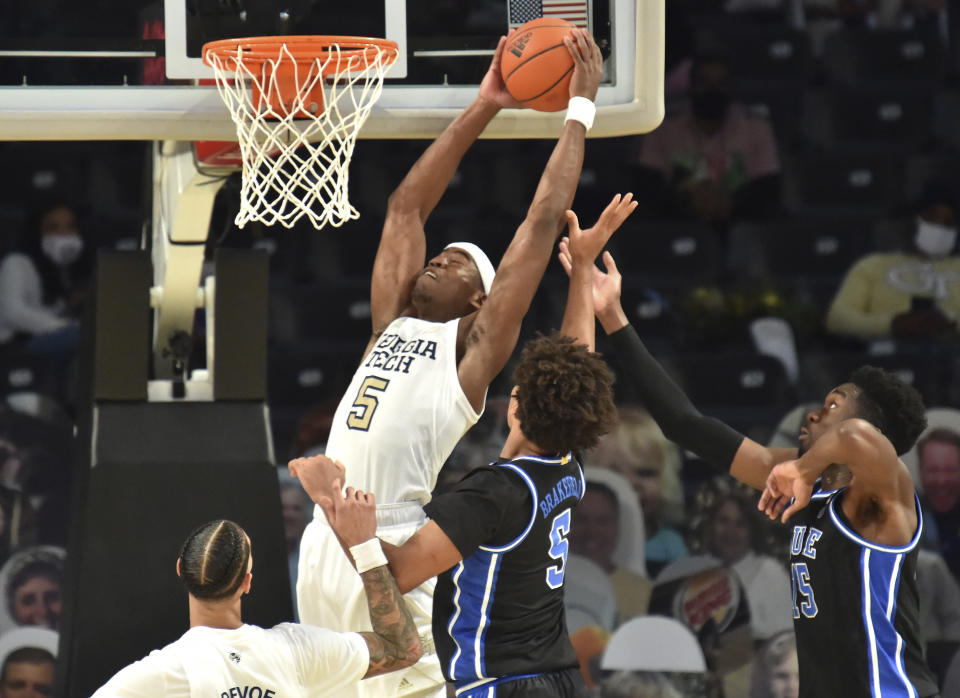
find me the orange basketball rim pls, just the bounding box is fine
[203,35,399,118]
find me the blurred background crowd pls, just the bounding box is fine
[2,0,960,695]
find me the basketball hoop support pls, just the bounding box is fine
[150,140,233,388]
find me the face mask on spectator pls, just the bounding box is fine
[691,89,731,121]
[41,232,84,266]
[914,218,957,258]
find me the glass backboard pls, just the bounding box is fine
[0,0,663,140]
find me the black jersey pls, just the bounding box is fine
[424,453,585,694]
[789,484,938,698]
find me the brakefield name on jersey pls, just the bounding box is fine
[362,333,439,375]
[538,474,580,519]
[220,687,275,698]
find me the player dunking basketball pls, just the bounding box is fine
[294,28,604,698]
[556,245,940,698]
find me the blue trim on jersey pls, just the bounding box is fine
[860,549,918,697]
[447,550,504,684]
[829,492,923,554]
[455,673,541,697]
[479,463,538,553]
[511,451,573,466]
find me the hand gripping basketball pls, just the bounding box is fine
[479,35,523,109]
[565,28,603,102]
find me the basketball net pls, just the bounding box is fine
[204,37,398,230]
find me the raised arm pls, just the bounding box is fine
[457,29,604,409]
[759,418,915,526]
[585,251,795,490]
[312,483,422,678]
[556,194,639,349]
[369,36,520,340]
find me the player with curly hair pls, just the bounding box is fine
[291,196,629,698]
[557,244,939,698]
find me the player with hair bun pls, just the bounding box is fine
[92,517,421,697]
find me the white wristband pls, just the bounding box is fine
[565,96,596,130]
[349,538,388,574]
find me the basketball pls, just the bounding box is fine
[501,17,577,112]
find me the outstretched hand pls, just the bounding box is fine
[557,194,634,319]
[478,35,523,108]
[317,482,378,549]
[758,460,815,523]
[289,454,346,505]
[565,29,604,101]
[561,193,637,267]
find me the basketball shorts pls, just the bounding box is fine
[297,502,444,698]
[456,668,588,698]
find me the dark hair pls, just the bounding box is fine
[7,559,61,617]
[0,647,55,681]
[178,520,251,601]
[709,490,762,552]
[585,481,619,513]
[16,198,88,304]
[848,365,928,456]
[513,332,617,454]
[918,428,960,459]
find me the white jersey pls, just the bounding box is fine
[91,623,368,698]
[327,316,483,505]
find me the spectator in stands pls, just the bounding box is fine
[749,631,799,698]
[691,481,793,641]
[635,49,781,224]
[600,671,683,698]
[289,402,336,460]
[0,548,63,634]
[0,646,54,698]
[0,200,89,359]
[917,548,960,646]
[825,180,959,342]
[588,406,688,576]
[570,469,652,621]
[917,427,960,577]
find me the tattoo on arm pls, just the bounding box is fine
[359,566,422,675]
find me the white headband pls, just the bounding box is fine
[445,242,496,295]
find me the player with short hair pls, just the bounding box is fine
[292,194,633,697]
[295,27,604,698]
[557,245,940,698]
[92,517,421,697]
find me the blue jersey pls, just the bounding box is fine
[789,484,938,698]
[424,453,585,694]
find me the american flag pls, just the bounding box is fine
[508,0,591,30]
